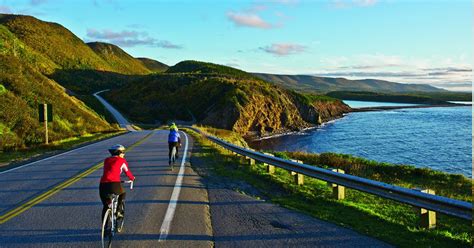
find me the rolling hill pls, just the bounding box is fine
[136,57,168,72]
[0,22,114,150]
[0,14,168,95]
[105,61,350,137]
[253,73,446,94]
[87,42,151,75]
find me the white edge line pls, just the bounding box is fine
[0,143,93,175]
[158,131,189,241]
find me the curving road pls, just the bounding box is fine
[93,90,135,131]
[0,95,392,247]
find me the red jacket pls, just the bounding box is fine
[100,156,135,183]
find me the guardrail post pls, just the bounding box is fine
[263,153,275,174]
[330,169,345,200]
[248,157,255,166]
[246,149,256,166]
[290,160,304,185]
[416,189,437,229]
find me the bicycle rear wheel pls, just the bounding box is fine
[170,146,176,170]
[101,209,113,248]
[117,202,125,233]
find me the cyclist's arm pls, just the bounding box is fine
[121,161,135,181]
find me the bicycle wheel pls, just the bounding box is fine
[116,202,125,233]
[101,209,113,248]
[170,146,176,170]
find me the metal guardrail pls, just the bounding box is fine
[186,126,472,221]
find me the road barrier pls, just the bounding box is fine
[186,126,472,223]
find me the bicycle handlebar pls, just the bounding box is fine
[121,180,134,190]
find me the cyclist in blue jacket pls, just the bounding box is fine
[168,123,181,164]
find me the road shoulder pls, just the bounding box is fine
[189,139,393,248]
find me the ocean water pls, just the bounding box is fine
[343,100,422,108]
[250,105,472,177]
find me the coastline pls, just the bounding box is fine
[350,103,470,112]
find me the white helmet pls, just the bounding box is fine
[108,144,125,155]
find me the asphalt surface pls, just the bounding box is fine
[93,90,135,131]
[0,130,212,247]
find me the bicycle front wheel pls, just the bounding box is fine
[117,202,125,233]
[101,209,113,248]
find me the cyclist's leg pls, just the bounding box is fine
[175,143,179,159]
[99,183,111,220]
[117,192,126,217]
[168,142,173,163]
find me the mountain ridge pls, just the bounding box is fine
[253,73,446,94]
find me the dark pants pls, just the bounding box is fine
[168,142,179,161]
[99,182,125,220]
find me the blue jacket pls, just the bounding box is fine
[168,130,181,143]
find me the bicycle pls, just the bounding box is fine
[101,180,133,248]
[169,145,177,170]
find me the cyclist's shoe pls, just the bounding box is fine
[117,211,124,219]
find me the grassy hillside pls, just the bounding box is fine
[87,42,151,75]
[0,14,112,71]
[0,50,113,150]
[105,61,350,136]
[254,73,446,94]
[0,16,116,151]
[136,57,168,73]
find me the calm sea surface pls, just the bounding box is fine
[250,101,472,177]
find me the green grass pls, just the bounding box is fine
[0,130,124,165]
[186,128,472,248]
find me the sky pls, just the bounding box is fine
[1,0,472,91]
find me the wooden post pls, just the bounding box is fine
[330,169,345,200]
[43,103,48,145]
[290,160,304,185]
[248,157,255,166]
[417,189,437,229]
[264,153,275,174]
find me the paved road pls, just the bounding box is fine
[0,130,212,247]
[93,90,135,131]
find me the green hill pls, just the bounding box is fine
[0,24,114,150]
[253,73,446,94]
[167,60,255,79]
[87,42,151,75]
[136,57,168,73]
[105,61,350,136]
[0,14,112,71]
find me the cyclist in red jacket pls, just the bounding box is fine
[99,144,135,220]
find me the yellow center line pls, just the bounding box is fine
[0,131,154,224]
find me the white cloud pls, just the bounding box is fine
[227,11,274,29]
[227,3,290,29]
[260,43,307,56]
[86,29,182,49]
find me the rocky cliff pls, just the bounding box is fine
[106,61,351,137]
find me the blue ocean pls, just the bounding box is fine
[250,101,472,177]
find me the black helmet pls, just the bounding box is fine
[108,144,125,156]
